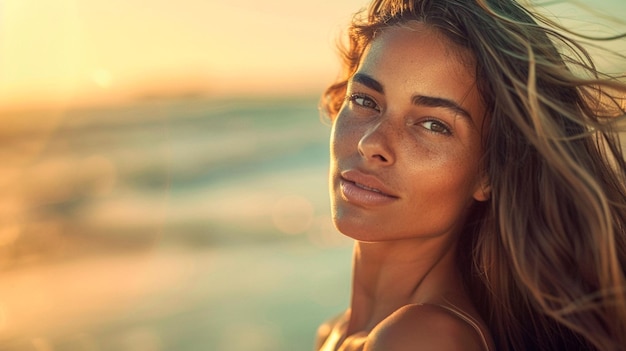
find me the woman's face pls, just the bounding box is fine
[329,23,489,242]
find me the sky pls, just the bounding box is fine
[0,0,369,108]
[0,0,624,109]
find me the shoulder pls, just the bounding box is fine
[364,304,486,351]
[315,311,347,350]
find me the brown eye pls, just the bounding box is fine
[421,120,452,135]
[349,94,380,111]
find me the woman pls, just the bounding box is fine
[316,0,626,350]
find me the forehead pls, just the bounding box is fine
[356,23,485,125]
[361,22,475,79]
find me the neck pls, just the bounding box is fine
[346,236,463,333]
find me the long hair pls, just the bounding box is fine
[321,0,626,350]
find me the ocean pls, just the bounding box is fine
[0,97,353,350]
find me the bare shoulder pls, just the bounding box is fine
[364,304,486,351]
[315,311,347,350]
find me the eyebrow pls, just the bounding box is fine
[352,73,384,94]
[350,73,472,120]
[412,95,472,121]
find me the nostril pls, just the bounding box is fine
[357,125,393,164]
[374,154,388,162]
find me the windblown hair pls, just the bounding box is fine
[321,0,626,350]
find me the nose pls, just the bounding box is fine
[357,120,395,165]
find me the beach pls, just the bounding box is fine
[0,97,352,350]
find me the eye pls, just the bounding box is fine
[421,120,452,135]
[349,94,380,111]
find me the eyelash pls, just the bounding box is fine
[346,93,452,136]
[420,119,452,136]
[347,93,380,111]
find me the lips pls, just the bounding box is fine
[339,169,398,206]
[341,170,397,196]
[353,182,385,194]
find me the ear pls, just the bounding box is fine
[472,174,491,202]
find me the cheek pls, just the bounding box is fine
[329,123,341,163]
[401,158,480,235]
[330,113,357,157]
[404,141,482,201]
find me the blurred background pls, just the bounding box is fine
[0,1,624,350]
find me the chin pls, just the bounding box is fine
[330,190,397,242]
[331,210,384,242]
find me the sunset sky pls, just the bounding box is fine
[0,0,624,108]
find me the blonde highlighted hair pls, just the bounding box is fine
[321,0,626,350]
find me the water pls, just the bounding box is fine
[0,97,353,350]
